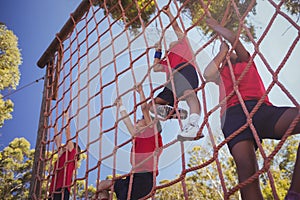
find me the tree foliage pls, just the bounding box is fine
[93,0,156,34]
[0,23,22,127]
[75,180,97,199]
[177,0,257,42]
[283,0,300,16]
[156,135,240,199]
[0,138,34,200]
[155,135,298,199]
[0,95,13,128]
[91,0,300,41]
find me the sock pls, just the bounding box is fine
[189,113,200,124]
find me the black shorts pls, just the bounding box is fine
[156,62,199,106]
[48,188,70,200]
[114,172,153,200]
[221,100,290,151]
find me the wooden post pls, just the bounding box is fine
[29,62,53,199]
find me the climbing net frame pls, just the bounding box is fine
[30,0,300,199]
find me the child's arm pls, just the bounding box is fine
[162,6,184,40]
[206,17,249,62]
[116,98,136,137]
[54,124,62,155]
[152,42,165,72]
[203,41,229,83]
[64,112,75,152]
[136,84,152,127]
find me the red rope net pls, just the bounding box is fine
[32,0,300,199]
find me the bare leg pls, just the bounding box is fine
[274,108,300,137]
[177,89,202,140]
[97,180,113,200]
[154,97,170,105]
[231,140,264,200]
[183,89,201,115]
[98,190,109,200]
[290,145,300,193]
[274,108,300,194]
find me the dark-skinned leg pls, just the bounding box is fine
[274,108,300,195]
[97,180,113,200]
[290,145,300,193]
[231,140,264,200]
[274,108,300,137]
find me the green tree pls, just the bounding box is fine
[177,0,257,42]
[0,138,34,200]
[93,0,156,34]
[75,179,97,199]
[178,0,300,40]
[282,0,300,16]
[0,23,22,127]
[155,136,299,199]
[156,135,240,199]
[155,179,185,199]
[92,0,257,39]
[92,0,300,40]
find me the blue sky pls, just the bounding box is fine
[0,0,80,149]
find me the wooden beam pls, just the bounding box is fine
[37,0,91,68]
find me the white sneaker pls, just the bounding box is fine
[177,122,204,141]
[153,105,188,120]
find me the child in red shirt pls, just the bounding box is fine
[204,17,300,200]
[49,113,81,200]
[97,84,162,200]
[150,6,202,141]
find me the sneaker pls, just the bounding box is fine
[154,105,188,120]
[177,123,204,141]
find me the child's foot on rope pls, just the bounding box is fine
[152,105,188,120]
[177,122,204,141]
